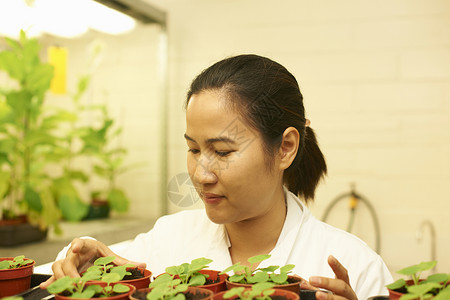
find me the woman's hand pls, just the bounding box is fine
[300,255,358,300]
[39,238,146,289]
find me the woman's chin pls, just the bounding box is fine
[204,207,233,224]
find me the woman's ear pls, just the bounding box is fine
[278,127,300,171]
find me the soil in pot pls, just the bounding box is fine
[0,257,35,297]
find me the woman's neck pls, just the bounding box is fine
[225,187,287,266]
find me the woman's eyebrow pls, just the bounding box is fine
[184,134,236,145]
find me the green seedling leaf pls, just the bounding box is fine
[252,282,275,293]
[386,278,406,290]
[222,263,246,274]
[85,284,103,294]
[72,290,96,299]
[94,256,116,266]
[189,258,213,272]
[248,271,269,283]
[279,264,295,273]
[188,274,206,286]
[270,273,288,284]
[47,276,74,294]
[259,265,279,273]
[172,294,186,300]
[102,272,121,284]
[424,273,448,284]
[110,265,129,280]
[224,287,245,298]
[0,260,11,269]
[228,274,245,283]
[81,269,102,281]
[407,282,441,296]
[434,288,450,300]
[248,254,271,264]
[397,261,437,276]
[113,284,130,293]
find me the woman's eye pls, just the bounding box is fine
[188,149,200,154]
[216,151,232,157]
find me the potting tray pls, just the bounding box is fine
[13,273,53,300]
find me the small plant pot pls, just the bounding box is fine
[0,257,35,297]
[131,286,214,300]
[225,275,302,294]
[195,270,229,294]
[54,282,136,300]
[213,288,299,300]
[87,267,152,290]
[387,279,414,300]
[83,199,111,220]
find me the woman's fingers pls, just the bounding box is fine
[308,255,357,300]
[40,238,146,290]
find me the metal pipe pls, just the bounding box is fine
[416,220,437,271]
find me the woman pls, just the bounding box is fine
[41,55,392,300]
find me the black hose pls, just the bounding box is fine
[321,190,381,254]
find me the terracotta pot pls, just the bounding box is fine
[388,279,416,300]
[54,282,136,300]
[225,275,302,294]
[194,270,229,294]
[0,257,35,297]
[87,267,152,290]
[131,286,214,300]
[213,288,299,300]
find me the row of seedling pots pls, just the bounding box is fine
[42,254,302,300]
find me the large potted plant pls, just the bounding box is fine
[0,255,35,297]
[0,30,62,245]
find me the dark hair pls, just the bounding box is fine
[186,54,327,203]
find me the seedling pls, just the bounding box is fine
[221,254,295,285]
[224,282,275,300]
[0,256,34,270]
[386,261,450,300]
[47,272,130,298]
[147,273,189,300]
[85,256,134,280]
[165,257,213,286]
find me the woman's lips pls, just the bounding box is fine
[202,193,224,205]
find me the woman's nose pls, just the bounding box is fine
[192,156,218,185]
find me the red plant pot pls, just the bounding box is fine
[0,257,35,298]
[213,288,300,300]
[131,286,214,300]
[86,267,152,290]
[196,270,229,294]
[54,282,136,300]
[225,275,302,294]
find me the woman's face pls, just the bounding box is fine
[185,90,285,224]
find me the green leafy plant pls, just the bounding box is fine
[165,257,213,286]
[146,273,189,300]
[386,261,450,300]
[224,282,275,300]
[0,255,33,270]
[0,30,61,232]
[221,254,295,285]
[47,257,132,298]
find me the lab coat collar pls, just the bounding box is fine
[206,187,310,270]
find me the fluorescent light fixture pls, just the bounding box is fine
[0,0,136,39]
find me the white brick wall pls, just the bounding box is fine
[146,0,450,275]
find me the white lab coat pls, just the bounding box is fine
[56,190,392,299]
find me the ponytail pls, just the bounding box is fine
[284,127,327,203]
